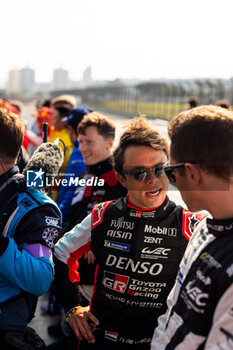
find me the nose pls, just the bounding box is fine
[79,142,86,154]
[145,169,158,184]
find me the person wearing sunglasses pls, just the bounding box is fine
[151,105,233,350]
[54,116,205,349]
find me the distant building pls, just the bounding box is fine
[7,69,19,96]
[0,89,7,99]
[19,67,35,96]
[82,66,92,88]
[53,68,70,90]
[36,82,51,95]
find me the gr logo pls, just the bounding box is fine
[26,169,44,188]
[103,271,129,293]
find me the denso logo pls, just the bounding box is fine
[103,271,129,293]
[105,254,163,275]
[141,247,171,256]
[45,216,60,227]
[110,217,134,230]
[144,225,177,237]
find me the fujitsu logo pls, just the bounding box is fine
[110,217,134,230]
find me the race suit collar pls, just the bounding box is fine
[0,166,19,189]
[125,195,174,220]
[87,157,113,176]
[206,217,233,236]
[126,193,167,211]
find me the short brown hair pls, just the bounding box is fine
[113,116,169,173]
[78,112,115,139]
[0,108,25,162]
[52,95,76,118]
[216,99,231,110]
[169,105,233,179]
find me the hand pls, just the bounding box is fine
[68,305,99,343]
[84,250,96,264]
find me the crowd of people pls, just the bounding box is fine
[0,95,232,350]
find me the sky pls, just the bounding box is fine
[1,0,233,86]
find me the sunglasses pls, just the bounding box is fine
[163,163,185,183]
[121,163,166,182]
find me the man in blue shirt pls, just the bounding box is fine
[0,107,62,349]
[56,108,89,224]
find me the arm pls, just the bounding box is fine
[55,213,100,341]
[0,238,53,295]
[204,283,233,349]
[0,205,61,296]
[151,283,177,350]
[54,213,92,282]
[68,305,99,344]
[54,214,92,310]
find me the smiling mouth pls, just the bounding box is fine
[83,154,91,159]
[146,188,161,197]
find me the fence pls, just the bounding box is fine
[50,79,233,120]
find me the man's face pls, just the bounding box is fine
[51,107,64,130]
[118,145,169,209]
[170,156,200,212]
[67,125,77,144]
[78,126,112,165]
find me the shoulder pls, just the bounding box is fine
[181,209,207,241]
[91,200,118,230]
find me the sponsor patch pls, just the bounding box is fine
[45,216,60,227]
[110,217,134,230]
[42,227,59,248]
[106,229,132,240]
[104,240,130,252]
[105,331,118,342]
[19,197,34,209]
[182,210,206,241]
[91,201,113,229]
[141,247,171,259]
[103,271,130,293]
[144,224,177,237]
[144,236,163,244]
[129,210,156,218]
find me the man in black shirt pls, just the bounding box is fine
[55,116,205,349]
[152,105,233,349]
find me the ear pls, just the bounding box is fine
[115,171,127,188]
[185,163,202,186]
[106,138,114,148]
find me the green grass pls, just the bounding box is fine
[102,101,187,120]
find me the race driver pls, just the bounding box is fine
[54,116,205,349]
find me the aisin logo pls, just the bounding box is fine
[26,169,45,187]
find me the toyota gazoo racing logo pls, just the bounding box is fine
[103,271,129,293]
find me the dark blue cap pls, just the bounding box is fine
[67,107,89,131]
